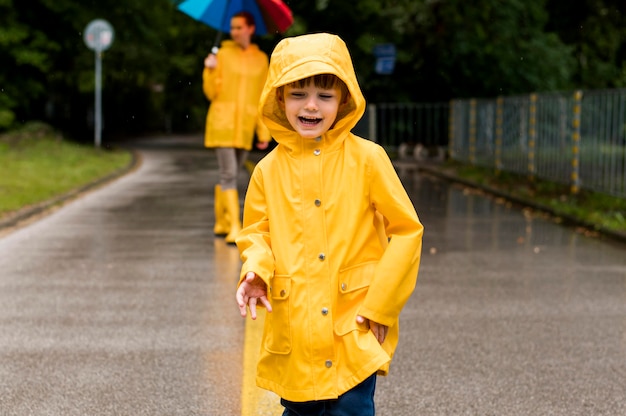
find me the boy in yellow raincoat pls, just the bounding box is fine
[235,33,423,415]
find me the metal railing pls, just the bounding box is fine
[357,103,449,149]
[449,89,626,197]
[362,89,626,198]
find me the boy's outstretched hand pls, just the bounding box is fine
[356,315,388,344]
[236,272,272,320]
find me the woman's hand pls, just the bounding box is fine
[204,53,217,69]
[256,141,269,150]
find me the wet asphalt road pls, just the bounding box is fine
[381,169,626,415]
[1,135,625,415]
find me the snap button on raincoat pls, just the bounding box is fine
[202,40,270,150]
[236,33,423,402]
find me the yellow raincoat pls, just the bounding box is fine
[202,40,270,150]
[237,33,423,402]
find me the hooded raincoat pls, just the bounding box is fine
[202,40,270,150]
[237,33,423,402]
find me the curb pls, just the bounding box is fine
[414,162,626,245]
[0,149,142,234]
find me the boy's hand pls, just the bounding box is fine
[236,272,272,320]
[356,315,388,344]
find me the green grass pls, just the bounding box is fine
[447,161,626,233]
[0,122,132,218]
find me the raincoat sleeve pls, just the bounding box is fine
[202,61,221,102]
[254,62,271,144]
[255,117,271,143]
[236,167,275,287]
[359,145,423,327]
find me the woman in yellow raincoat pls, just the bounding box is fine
[202,11,271,244]
[235,33,423,414]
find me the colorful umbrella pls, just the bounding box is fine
[177,0,293,39]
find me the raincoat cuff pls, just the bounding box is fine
[358,306,397,328]
[238,264,271,287]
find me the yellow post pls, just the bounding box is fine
[495,97,503,175]
[469,99,477,165]
[571,90,582,194]
[528,93,537,181]
[448,99,455,159]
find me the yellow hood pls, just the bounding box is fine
[259,33,365,149]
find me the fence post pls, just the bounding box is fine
[469,99,477,165]
[495,96,503,174]
[448,100,455,159]
[369,103,377,143]
[528,93,537,181]
[571,90,582,194]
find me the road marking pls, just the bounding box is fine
[241,157,282,415]
[241,308,282,415]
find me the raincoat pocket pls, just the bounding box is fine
[264,275,292,354]
[207,102,236,131]
[334,261,377,336]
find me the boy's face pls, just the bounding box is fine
[279,82,344,139]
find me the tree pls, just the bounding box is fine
[288,0,576,101]
[404,0,575,99]
[0,0,59,128]
[0,0,214,139]
[546,0,626,88]
[1,0,624,138]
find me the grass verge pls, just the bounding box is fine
[0,122,132,219]
[442,161,626,234]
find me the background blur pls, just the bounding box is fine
[1,0,624,142]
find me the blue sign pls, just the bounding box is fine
[375,57,396,75]
[373,43,396,75]
[373,44,396,58]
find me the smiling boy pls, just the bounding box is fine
[277,74,350,139]
[235,33,424,415]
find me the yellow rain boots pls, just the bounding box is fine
[222,188,242,245]
[213,185,230,236]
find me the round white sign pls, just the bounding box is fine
[84,19,114,52]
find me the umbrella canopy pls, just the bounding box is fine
[177,0,293,36]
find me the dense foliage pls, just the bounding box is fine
[0,0,624,141]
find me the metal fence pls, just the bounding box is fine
[449,89,626,197]
[363,89,626,198]
[359,102,449,149]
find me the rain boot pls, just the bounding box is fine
[213,185,230,236]
[222,189,241,245]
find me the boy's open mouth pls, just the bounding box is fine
[299,116,322,126]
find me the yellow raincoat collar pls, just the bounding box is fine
[259,33,365,154]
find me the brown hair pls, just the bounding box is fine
[279,74,350,102]
[233,11,255,27]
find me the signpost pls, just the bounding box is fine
[84,19,114,148]
[373,43,397,75]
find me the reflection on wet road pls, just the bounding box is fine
[377,169,626,415]
[0,137,624,415]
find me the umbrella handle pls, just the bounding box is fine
[211,30,224,55]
